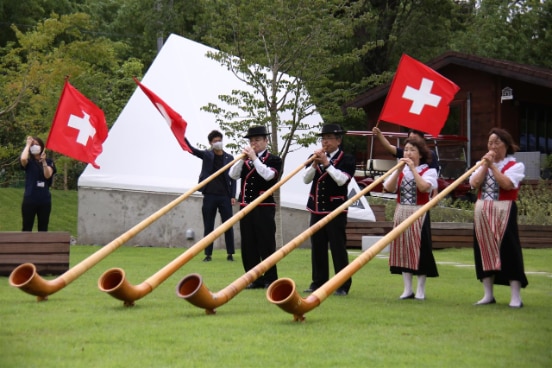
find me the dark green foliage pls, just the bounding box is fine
[1,0,550,188]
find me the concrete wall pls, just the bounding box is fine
[78,187,311,249]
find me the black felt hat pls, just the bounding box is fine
[317,123,346,136]
[244,125,270,138]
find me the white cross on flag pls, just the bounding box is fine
[46,81,108,168]
[379,54,460,137]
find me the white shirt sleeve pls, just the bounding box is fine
[303,166,316,184]
[422,168,438,192]
[326,165,350,186]
[229,160,244,180]
[505,162,525,188]
[253,158,276,181]
[469,158,525,188]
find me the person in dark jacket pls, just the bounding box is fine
[186,130,236,261]
[20,136,56,231]
[229,126,282,289]
[303,124,355,296]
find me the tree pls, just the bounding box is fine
[0,13,142,188]
[0,0,77,47]
[196,0,374,245]
[200,0,373,160]
[80,0,208,67]
[452,0,552,68]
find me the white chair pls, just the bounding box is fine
[371,159,397,173]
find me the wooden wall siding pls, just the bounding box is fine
[0,232,71,276]
[346,222,551,249]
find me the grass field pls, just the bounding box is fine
[0,188,551,367]
[0,188,78,234]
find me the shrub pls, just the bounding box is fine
[518,180,552,225]
[367,180,552,225]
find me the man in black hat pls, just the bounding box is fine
[303,123,355,295]
[229,125,282,289]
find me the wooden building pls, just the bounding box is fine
[343,52,552,179]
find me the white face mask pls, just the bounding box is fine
[30,145,41,155]
[212,142,223,151]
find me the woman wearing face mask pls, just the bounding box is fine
[383,136,439,301]
[20,136,56,231]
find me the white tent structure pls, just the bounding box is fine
[77,34,373,248]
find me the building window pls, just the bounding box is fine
[520,103,552,154]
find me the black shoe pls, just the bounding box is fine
[304,284,319,293]
[334,289,348,296]
[474,297,496,305]
[399,293,415,300]
[509,302,523,309]
[245,283,265,289]
[227,254,234,261]
[203,256,212,262]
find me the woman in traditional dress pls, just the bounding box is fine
[383,136,438,300]
[469,128,527,308]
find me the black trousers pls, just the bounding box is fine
[239,206,277,285]
[21,201,51,231]
[202,194,235,256]
[309,212,351,292]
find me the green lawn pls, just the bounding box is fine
[1,246,551,367]
[0,188,550,367]
[0,187,78,235]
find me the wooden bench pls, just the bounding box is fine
[346,221,552,249]
[0,232,71,276]
[346,221,393,249]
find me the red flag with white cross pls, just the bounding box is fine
[379,54,460,137]
[133,77,192,153]
[46,80,108,169]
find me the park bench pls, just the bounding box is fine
[0,232,71,276]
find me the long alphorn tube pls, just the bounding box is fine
[267,161,484,321]
[98,156,316,306]
[8,154,245,302]
[176,162,405,314]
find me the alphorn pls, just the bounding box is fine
[266,160,484,321]
[98,156,316,306]
[9,154,245,301]
[176,162,405,314]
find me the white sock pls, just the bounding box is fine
[509,280,522,307]
[416,275,426,299]
[476,276,494,304]
[400,272,413,298]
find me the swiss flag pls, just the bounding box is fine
[379,54,460,137]
[133,78,192,153]
[46,81,108,169]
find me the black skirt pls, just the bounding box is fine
[390,211,439,277]
[473,202,528,287]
